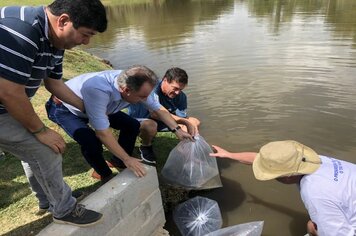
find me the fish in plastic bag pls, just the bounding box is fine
[173,196,222,236]
[161,135,221,189]
[205,221,264,236]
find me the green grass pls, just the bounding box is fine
[62,49,113,80]
[0,49,110,235]
[0,0,52,6]
[0,1,183,235]
[0,50,181,236]
[0,53,181,235]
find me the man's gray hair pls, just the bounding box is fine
[117,65,158,92]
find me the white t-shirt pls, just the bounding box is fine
[300,156,356,236]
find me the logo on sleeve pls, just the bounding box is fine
[331,159,344,182]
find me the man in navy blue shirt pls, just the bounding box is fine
[0,0,107,227]
[129,67,200,164]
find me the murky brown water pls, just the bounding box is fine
[83,0,356,235]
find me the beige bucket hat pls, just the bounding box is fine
[252,140,321,181]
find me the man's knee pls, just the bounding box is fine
[140,120,158,136]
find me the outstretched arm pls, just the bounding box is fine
[209,145,257,165]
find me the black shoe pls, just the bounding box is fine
[35,207,49,216]
[53,204,102,227]
[139,145,156,165]
[35,191,85,216]
[101,173,115,184]
[72,190,85,202]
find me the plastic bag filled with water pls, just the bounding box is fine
[173,196,222,236]
[205,221,264,236]
[161,135,221,189]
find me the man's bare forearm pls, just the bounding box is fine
[0,78,44,132]
[44,78,84,112]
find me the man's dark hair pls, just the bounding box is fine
[48,0,107,32]
[164,67,188,85]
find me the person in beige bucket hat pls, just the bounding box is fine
[252,140,321,181]
[210,140,356,236]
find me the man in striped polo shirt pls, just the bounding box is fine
[0,0,107,227]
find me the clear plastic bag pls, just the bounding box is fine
[205,221,264,236]
[161,135,221,189]
[173,196,222,236]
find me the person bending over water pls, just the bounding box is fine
[210,140,356,236]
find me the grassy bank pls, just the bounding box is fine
[0,52,182,235]
[1,1,185,235]
[0,49,106,235]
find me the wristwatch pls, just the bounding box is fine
[171,126,181,133]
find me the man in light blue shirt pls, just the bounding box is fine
[46,65,194,181]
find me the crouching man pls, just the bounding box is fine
[128,67,200,164]
[46,65,194,181]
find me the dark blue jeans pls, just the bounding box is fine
[46,99,140,178]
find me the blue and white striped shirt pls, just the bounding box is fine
[0,6,64,114]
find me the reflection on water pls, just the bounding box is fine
[82,0,356,235]
[89,0,234,49]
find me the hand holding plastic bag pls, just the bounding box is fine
[161,135,221,188]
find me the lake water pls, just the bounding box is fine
[83,0,356,235]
